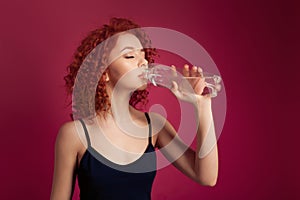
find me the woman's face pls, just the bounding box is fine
[106,33,148,90]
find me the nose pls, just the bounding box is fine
[138,57,148,68]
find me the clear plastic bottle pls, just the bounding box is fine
[143,64,222,98]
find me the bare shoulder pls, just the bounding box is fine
[55,120,86,153]
[148,112,176,138]
[148,112,166,122]
[148,112,178,130]
[56,121,77,143]
[148,112,169,130]
[148,112,178,146]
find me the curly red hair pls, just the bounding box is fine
[64,18,156,120]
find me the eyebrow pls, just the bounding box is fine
[120,46,143,53]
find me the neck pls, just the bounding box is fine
[107,84,129,113]
[105,84,147,139]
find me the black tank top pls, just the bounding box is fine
[77,113,157,200]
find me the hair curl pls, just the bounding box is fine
[64,17,156,120]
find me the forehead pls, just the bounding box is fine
[108,33,143,64]
[114,33,143,51]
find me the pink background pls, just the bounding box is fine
[0,0,299,199]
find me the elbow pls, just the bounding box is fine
[201,179,217,187]
[194,166,219,187]
[195,176,218,187]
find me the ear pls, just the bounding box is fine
[102,71,109,82]
[105,73,110,82]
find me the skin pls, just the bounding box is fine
[50,33,218,200]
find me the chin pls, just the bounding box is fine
[136,83,148,91]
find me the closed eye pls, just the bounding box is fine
[125,56,135,59]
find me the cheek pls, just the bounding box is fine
[109,61,136,81]
[108,64,146,89]
[109,67,123,81]
[108,65,124,81]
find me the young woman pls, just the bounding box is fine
[50,17,218,200]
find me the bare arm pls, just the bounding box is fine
[156,103,218,186]
[155,65,219,186]
[50,121,80,200]
[194,98,218,186]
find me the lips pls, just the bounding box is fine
[138,72,147,80]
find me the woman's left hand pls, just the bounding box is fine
[170,64,211,105]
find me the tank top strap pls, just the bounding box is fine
[144,112,152,145]
[79,119,91,147]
